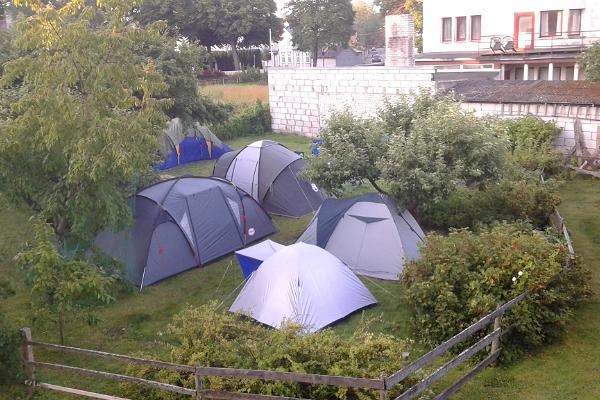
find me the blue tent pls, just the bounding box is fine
[156,118,231,170]
[235,240,285,279]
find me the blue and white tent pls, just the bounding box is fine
[235,240,285,279]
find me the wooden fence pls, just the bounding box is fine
[21,188,576,400]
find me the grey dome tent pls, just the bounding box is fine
[213,140,326,218]
[297,193,425,280]
[95,177,275,289]
[229,243,377,333]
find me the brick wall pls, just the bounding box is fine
[268,67,435,137]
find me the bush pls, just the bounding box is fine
[199,69,226,80]
[0,313,22,385]
[212,101,271,140]
[238,68,267,83]
[122,304,417,400]
[403,223,591,362]
[506,115,561,149]
[422,178,561,230]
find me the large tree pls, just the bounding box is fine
[353,0,384,50]
[286,0,355,67]
[580,41,600,81]
[374,0,423,51]
[137,0,282,71]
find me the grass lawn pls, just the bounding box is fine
[0,134,598,399]
[199,83,269,105]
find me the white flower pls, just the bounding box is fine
[518,271,523,276]
[512,276,517,282]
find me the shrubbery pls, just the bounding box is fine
[0,313,22,385]
[402,223,591,362]
[212,101,271,140]
[238,68,267,83]
[122,304,417,400]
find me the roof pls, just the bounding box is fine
[444,80,600,106]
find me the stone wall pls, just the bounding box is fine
[268,67,435,137]
[462,102,600,154]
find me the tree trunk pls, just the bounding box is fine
[312,39,319,67]
[231,42,241,71]
[58,312,65,345]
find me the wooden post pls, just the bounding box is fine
[379,375,387,400]
[21,327,35,397]
[490,305,502,363]
[194,364,203,400]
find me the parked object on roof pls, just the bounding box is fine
[156,118,231,170]
[95,177,275,289]
[229,243,377,333]
[297,193,425,280]
[235,240,285,279]
[213,140,326,218]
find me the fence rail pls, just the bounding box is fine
[21,183,576,400]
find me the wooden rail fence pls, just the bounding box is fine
[21,180,575,400]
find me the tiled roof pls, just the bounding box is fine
[445,80,600,105]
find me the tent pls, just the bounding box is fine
[213,140,326,218]
[229,243,377,333]
[95,177,275,289]
[235,240,285,279]
[297,193,425,280]
[156,118,231,170]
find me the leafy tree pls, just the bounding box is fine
[0,0,170,246]
[353,0,384,50]
[286,0,355,67]
[17,223,116,345]
[374,0,423,51]
[137,0,282,71]
[580,40,600,82]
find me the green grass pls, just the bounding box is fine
[1,144,599,399]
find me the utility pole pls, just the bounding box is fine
[269,28,275,67]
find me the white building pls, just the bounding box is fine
[265,26,313,68]
[417,0,600,80]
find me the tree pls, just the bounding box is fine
[374,0,423,51]
[580,40,600,81]
[353,0,384,50]
[286,0,355,67]
[137,0,282,71]
[0,0,170,247]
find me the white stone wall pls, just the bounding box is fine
[462,102,600,153]
[268,67,435,137]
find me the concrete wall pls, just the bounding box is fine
[422,0,600,54]
[462,102,600,154]
[268,67,435,136]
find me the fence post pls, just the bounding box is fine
[21,327,36,397]
[490,304,502,363]
[194,364,203,400]
[378,375,387,400]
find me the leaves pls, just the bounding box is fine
[580,40,600,82]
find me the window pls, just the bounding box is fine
[566,66,575,80]
[456,16,467,41]
[538,66,549,80]
[470,15,481,41]
[568,9,582,36]
[540,10,562,37]
[442,17,452,42]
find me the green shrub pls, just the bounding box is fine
[422,179,561,230]
[0,313,22,385]
[122,304,417,400]
[238,68,267,83]
[212,101,271,140]
[403,223,591,362]
[506,115,561,149]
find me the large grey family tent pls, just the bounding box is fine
[156,118,231,170]
[95,177,275,289]
[213,140,326,217]
[229,243,377,333]
[297,193,425,280]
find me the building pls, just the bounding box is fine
[0,8,14,31]
[317,47,364,67]
[417,0,600,80]
[265,26,312,68]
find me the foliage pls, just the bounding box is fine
[353,1,384,50]
[304,111,387,196]
[137,0,282,71]
[286,0,355,67]
[403,223,591,362]
[199,69,226,80]
[381,96,507,215]
[0,1,170,246]
[422,179,561,230]
[374,0,422,50]
[580,40,600,82]
[122,304,417,400]
[377,90,443,135]
[212,101,271,140]
[211,49,264,71]
[0,313,22,385]
[505,115,561,149]
[17,224,117,345]
[237,68,267,83]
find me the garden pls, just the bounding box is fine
[0,1,599,400]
